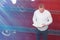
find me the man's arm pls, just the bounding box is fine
[32,12,37,27]
[45,12,53,26]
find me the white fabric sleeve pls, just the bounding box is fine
[32,12,38,27]
[45,12,53,25]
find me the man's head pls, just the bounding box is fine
[39,4,45,13]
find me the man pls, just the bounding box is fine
[32,4,53,40]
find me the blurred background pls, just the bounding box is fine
[0,0,60,40]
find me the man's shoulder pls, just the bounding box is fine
[45,10,51,14]
[45,10,51,16]
[45,10,50,12]
[34,9,39,13]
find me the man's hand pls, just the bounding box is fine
[40,24,47,27]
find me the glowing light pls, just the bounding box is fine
[11,0,17,4]
[1,30,11,36]
[31,0,35,1]
[1,30,16,36]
